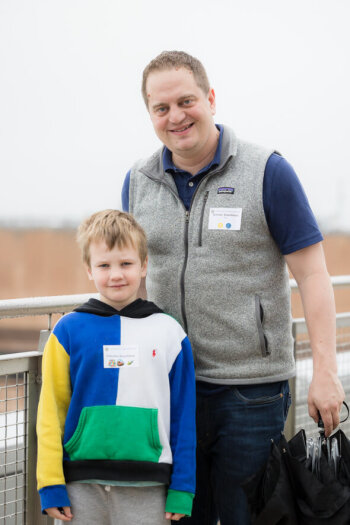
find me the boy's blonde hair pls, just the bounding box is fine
[77,209,148,267]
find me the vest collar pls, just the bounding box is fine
[140,125,238,184]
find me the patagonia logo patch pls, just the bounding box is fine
[217,187,235,194]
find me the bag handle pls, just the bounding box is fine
[340,400,349,424]
[318,400,349,432]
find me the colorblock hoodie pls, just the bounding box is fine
[36,298,196,516]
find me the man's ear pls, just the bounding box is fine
[208,88,216,115]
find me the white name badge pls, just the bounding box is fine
[103,345,139,368]
[208,208,242,230]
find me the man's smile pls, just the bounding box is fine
[169,123,194,134]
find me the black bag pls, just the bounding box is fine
[242,403,350,524]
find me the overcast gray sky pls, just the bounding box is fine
[0,0,349,231]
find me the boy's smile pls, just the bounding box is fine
[87,241,147,311]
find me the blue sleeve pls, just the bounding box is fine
[263,153,323,255]
[168,336,196,495]
[121,171,131,212]
[39,485,71,514]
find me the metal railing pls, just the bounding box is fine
[0,277,350,524]
[0,352,47,524]
[284,313,350,440]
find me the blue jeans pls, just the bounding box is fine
[184,380,291,525]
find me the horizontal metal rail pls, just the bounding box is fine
[0,282,349,524]
[289,274,350,289]
[0,275,349,320]
[0,351,42,374]
[0,293,98,319]
[293,311,350,335]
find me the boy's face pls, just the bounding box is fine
[86,240,147,311]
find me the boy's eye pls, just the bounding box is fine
[99,263,109,268]
[122,262,132,266]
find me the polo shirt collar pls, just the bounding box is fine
[163,124,224,175]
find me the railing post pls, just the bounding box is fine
[25,334,53,525]
[284,321,297,440]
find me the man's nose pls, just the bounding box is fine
[168,105,186,124]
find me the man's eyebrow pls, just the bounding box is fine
[178,94,196,101]
[151,102,168,110]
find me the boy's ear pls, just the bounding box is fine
[86,264,94,281]
[141,256,148,278]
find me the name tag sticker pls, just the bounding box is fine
[103,345,139,368]
[208,208,242,230]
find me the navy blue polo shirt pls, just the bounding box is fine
[162,125,223,210]
[122,125,322,255]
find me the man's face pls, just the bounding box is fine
[146,67,217,163]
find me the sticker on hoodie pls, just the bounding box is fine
[208,208,242,230]
[103,345,139,368]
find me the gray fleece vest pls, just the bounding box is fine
[129,126,295,384]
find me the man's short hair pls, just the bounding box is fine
[142,50,210,107]
[77,209,148,267]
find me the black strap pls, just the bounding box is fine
[340,400,349,424]
[318,400,349,432]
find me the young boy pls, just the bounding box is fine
[36,209,196,524]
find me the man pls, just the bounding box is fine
[122,51,345,525]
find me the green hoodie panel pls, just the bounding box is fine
[64,405,162,462]
[166,489,195,516]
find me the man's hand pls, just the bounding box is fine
[45,506,73,521]
[285,243,345,437]
[165,512,185,521]
[308,368,344,437]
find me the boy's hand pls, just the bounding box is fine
[165,512,185,521]
[45,506,73,521]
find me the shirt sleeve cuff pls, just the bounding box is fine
[38,484,71,514]
[165,488,194,516]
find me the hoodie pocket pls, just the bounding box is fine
[255,294,269,357]
[64,405,162,462]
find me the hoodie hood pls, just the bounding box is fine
[74,298,163,318]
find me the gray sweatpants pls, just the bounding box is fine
[54,483,169,525]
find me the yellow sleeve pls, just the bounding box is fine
[36,332,71,490]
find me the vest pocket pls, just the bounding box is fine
[198,191,209,246]
[64,405,162,462]
[255,294,269,357]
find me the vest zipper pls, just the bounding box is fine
[198,191,209,247]
[140,159,233,334]
[178,164,232,332]
[180,210,190,333]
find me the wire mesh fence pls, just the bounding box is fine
[294,316,350,437]
[0,353,51,525]
[0,373,26,524]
